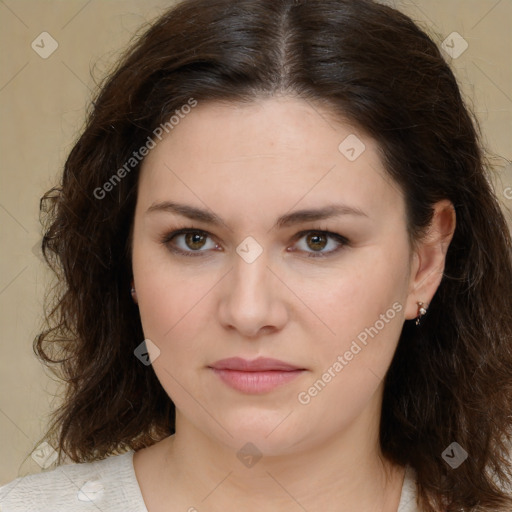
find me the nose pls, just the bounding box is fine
[217,249,289,338]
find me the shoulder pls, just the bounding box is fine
[398,465,420,512]
[0,451,147,512]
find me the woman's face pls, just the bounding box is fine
[131,96,417,455]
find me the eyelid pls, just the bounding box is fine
[289,230,348,258]
[161,227,348,258]
[161,228,220,257]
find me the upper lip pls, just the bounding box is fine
[209,357,304,372]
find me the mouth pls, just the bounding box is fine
[208,357,307,394]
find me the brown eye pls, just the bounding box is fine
[162,229,218,256]
[305,232,328,252]
[184,232,207,250]
[292,230,348,258]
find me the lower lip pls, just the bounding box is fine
[211,369,305,394]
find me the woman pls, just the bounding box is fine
[1,0,511,510]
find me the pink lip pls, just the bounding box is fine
[208,357,306,394]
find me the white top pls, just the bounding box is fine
[0,451,419,511]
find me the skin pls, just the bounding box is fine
[130,95,456,512]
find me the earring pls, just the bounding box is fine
[415,301,428,326]
[130,287,137,301]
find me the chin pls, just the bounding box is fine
[201,410,308,457]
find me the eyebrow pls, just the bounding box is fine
[146,201,368,229]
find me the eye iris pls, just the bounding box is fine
[185,232,206,250]
[306,232,327,251]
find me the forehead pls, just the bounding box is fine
[136,96,405,225]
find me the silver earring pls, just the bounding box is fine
[415,301,428,326]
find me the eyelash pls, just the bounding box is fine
[160,227,349,259]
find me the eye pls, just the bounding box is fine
[291,230,348,258]
[161,228,348,259]
[162,229,220,257]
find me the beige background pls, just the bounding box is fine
[0,0,511,485]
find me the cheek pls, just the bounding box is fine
[133,264,217,410]
[308,243,407,341]
[135,269,215,350]
[298,244,408,380]
[131,236,219,367]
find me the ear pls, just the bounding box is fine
[404,199,456,321]
[130,280,138,304]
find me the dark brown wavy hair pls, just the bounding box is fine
[34,0,512,510]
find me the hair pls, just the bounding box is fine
[34,0,512,510]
